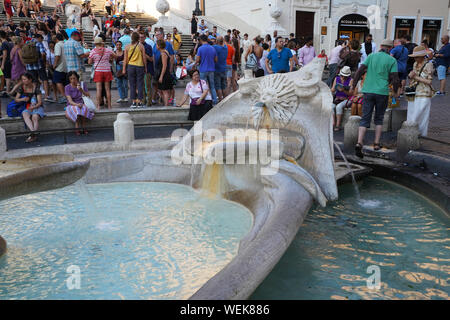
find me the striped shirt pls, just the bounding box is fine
[89,47,114,73]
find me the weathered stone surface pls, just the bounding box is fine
[397,121,421,161]
[0,154,90,201]
[114,113,135,146]
[0,126,6,154]
[344,116,361,153]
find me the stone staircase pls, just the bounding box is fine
[178,34,194,59]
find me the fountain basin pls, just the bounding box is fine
[0,182,253,299]
[0,154,90,202]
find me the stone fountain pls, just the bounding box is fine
[0,58,339,299]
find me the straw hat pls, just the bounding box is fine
[94,37,104,45]
[408,46,427,58]
[339,66,352,77]
[380,39,394,47]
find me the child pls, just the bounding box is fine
[350,71,366,116]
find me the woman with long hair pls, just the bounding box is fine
[123,32,147,108]
[16,72,45,143]
[231,37,240,92]
[114,40,128,103]
[155,39,173,106]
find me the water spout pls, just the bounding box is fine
[334,142,361,200]
[200,163,228,199]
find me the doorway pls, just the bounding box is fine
[296,11,315,47]
[338,14,369,44]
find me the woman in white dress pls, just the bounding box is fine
[406,46,435,137]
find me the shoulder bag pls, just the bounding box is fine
[80,81,96,112]
[405,63,429,97]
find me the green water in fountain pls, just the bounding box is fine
[251,177,449,300]
[0,182,253,300]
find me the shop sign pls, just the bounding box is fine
[395,19,415,28]
[423,19,441,29]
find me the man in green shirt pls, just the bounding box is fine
[352,39,400,158]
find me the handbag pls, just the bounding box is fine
[7,98,27,117]
[80,82,96,112]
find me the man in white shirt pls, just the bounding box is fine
[360,34,377,64]
[198,19,208,35]
[327,40,345,87]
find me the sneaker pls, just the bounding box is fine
[116,98,123,103]
[130,102,137,109]
[123,98,129,102]
[45,97,56,103]
[137,102,144,108]
[58,97,67,104]
[435,91,446,96]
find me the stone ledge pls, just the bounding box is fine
[0,107,190,134]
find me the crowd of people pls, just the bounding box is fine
[0,1,449,148]
[325,33,449,158]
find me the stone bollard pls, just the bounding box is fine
[0,126,6,155]
[344,116,361,154]
[114,113,135,147]
[397,121,420,161]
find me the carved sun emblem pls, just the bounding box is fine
[251,74,298,129]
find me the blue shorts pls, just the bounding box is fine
[226,65,233,78]
[53,71,67,84]
[214,71,227,91]
[437,65,447,81]
[360,93,389,128]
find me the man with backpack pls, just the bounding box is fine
[23,33,53,102]
[403,35,418,75]
[391,38,410,96]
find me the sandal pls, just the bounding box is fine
[373,143,382,151]
[25,134,37,143]
[83,130,89,135]
[75,130,82,136]
[334,127,342,132]
[355,143,364,159]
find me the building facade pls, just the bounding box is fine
[128,0,449,54]
[387,0,449,50]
